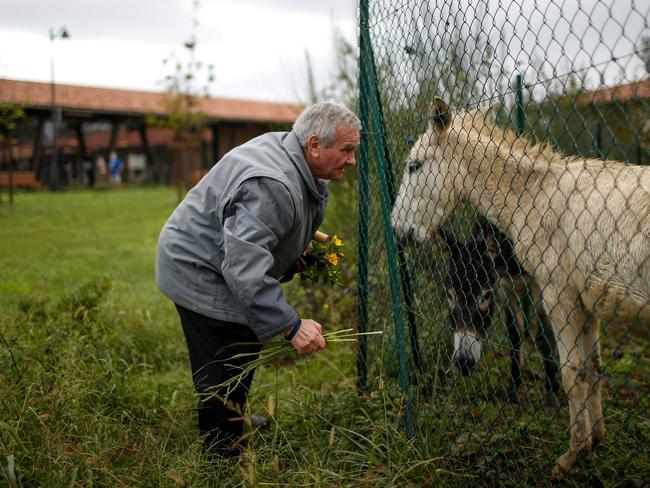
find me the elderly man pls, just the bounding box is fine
[155,101,361,457]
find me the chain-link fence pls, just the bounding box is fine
[356,0,649,485]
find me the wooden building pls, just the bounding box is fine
[0,78,303,188]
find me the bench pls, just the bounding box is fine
[0,171,42,189]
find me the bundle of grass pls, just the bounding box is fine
[215,329,382,399]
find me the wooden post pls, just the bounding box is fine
[75,121,87,185]
[4,138,14,205]
[0,140,2,206]
[210,123,220,165]
[229,123,239,153]
[32,117,45,183]
[106,118,119,161]
[138,123,156,183]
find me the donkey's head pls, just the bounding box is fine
[391,97,457,245]
[437,224,497,376]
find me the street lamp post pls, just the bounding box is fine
[49,26,70,191]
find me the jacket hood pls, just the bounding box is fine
[282,131,328,203]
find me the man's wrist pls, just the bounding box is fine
[285,319,302,342]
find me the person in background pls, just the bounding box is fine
[96,155,107,183]
[108,150,124,186]
[155,101,361,458]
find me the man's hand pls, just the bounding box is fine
[288,319,326,356]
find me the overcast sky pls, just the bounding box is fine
[371,0,648,103]
[0,0,357,103]
[1,0,647,106]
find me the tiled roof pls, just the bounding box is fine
[0,78,304,123]
[578,78,650,104]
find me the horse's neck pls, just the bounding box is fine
[459,144,553,245]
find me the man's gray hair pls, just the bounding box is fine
[293,101,361,148]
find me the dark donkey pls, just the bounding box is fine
[438,218,560,408]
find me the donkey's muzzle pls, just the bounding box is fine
[452,331,482,375]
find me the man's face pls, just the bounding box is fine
[307,124,360,180]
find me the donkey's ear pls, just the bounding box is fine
[471,218,486,241]
[471,218,496,260]
[471,217,498,261]
[430,96,451,132]
[436,227,456,257]
[484,230,499,263]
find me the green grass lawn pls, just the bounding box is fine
[1,188,648,487]
[0,188,414,487]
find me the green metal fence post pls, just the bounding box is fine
[370,68,424,380]
[515,73,533,334]
[359,2,424,381]
[516,74,525,136]
[595,122,603,159]
[359,0,414,436]
[356,31,370,393]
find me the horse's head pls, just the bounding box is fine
[437,224,497,376]
[391,97,457,245]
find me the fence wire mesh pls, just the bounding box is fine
[356,0,649,485]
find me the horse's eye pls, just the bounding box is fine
[408,160,423,174]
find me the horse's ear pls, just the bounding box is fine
[436,227,456,258]
[430,96,451,132]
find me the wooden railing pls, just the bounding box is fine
[0,171,42,189]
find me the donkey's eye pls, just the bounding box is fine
[408,160,423,174]
[477,288,493,312]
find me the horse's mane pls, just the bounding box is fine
[451,109,561,164]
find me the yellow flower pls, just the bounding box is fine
[332,235,343,247]
[327,253,339,265]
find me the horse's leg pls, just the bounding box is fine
[543,286,591,475]
[531,280,560,408]
[580,310,605,447]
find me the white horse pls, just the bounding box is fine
[391,97,650,475]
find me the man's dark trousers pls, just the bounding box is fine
[175,304,262,455]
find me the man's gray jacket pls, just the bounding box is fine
[155,131,328,340]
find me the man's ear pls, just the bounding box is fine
[307,135,321,159]
[430,96,451,132]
